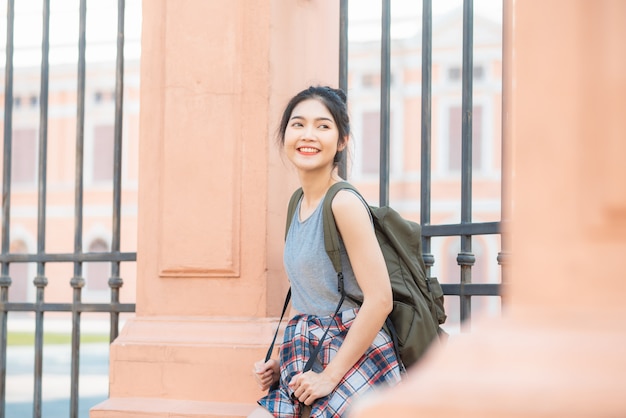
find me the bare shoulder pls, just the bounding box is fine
[330,188,369,221]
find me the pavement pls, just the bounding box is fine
[4,317,116,418]
[5,343,110,418]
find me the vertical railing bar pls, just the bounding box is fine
[69,1,88,416]
[109,0,126,343]
[0,1,16,417]
[498,0,511,302]
[459,0,475,329]
[379,0,391,206]
[33,1,51,416]
[338,0,349,180]
[420,0,434,275]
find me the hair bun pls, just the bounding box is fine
[331,88,347,104]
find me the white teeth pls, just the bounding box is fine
[299,147,319,153]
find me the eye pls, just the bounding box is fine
[318,124,330,129]
[290,122,303,128]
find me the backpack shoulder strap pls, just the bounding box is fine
[285,188,304,240]
[321,182,363,274]
[267,188,303,367]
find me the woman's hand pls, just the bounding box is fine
[288,370,340,405]
[253,359,280,391]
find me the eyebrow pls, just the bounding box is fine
[289,115,335,123]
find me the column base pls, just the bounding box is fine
[90,397,256,418]
[89,315,281,418]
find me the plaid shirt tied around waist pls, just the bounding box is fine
[258,307,402,418]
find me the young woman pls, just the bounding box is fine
[248,86,401,418]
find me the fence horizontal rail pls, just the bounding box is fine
[440,283,500,296]
[422,221,500,237]
[0,302,136,313]
[0,252,136,263]
[0,302,135,313]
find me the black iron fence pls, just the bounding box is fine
[338,0,505,328]
[0,1,136,417]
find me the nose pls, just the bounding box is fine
[300,124,315,140]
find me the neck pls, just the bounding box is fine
[298,169,343,207]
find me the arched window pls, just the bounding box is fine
[86,239,110,292]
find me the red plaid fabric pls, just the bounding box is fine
[258,308,401,417]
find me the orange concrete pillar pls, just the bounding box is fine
[351,1,626,417]
[90,1,338,417]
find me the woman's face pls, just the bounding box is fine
[283,98,345,174]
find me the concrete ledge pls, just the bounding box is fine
[90,397,256,418]
[107,316,282,403]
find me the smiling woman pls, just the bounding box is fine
[248,86,401,418]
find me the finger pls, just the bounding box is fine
[288,372,301,389]
[254,361,268,373]
[298,390,311,403]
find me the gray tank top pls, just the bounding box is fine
[284,193,364,316]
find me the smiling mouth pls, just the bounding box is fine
[298,147,320,154]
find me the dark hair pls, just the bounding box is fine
[277,86,350,165]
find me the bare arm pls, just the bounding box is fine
[322,189,393,379]
[289,189,393,404]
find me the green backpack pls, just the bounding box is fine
[284,182,447,371]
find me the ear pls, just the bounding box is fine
[337,135,349,151]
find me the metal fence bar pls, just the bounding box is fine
[109,0,126,343]
[498,0,512,301]
[33,1,51,415]
[0,1,16,416]
[420,0,434,274]
[338,0,349,179]
[69,0,88,416]
[458,0,475,327]
[379,0,391,206]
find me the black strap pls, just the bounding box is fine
[265,288,291,363]
[302,273,345,373]
[265,284,346,373]
[384,317,406,374]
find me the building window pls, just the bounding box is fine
[86,239,110,292]
[361,111,380,175]
[92,124,115,182]
[12,128,38,185]
[473,65,484,81]
[8,240,29,302]
[361,73,378,88]
[448,66,461,81]
[447,105,483,172]
[447,65,485,82]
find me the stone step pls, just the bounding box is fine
[90,397,257,418]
